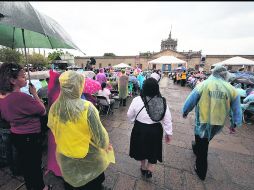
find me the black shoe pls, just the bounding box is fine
[194,165,205,181]
[45,185,53,190]
[140,168,147,176]
[192,141,197,156]
[146,171,152,178]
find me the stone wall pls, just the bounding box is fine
[204,55,254,71]
[75,52,254,72]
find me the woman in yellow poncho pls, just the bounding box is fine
[47,70,115,189]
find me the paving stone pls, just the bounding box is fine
[0,170,12,187]
[113,173,136,190]
[184,172,205,190]
[204,178,253,190]
[210,139,251,155]
[108,152,141,178]
[135,179,156,190]
[164,167,185,190]
[109,129,130,155]
[219,153,254,187]
[103,169,119,189]
[164,145,193,172]
[0,178,23,190]
[147,164,165,187]
[206,154,230,181]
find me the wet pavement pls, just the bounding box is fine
[1,77,254,190]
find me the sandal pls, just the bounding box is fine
[146,170,152,178]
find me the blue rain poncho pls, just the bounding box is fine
[182,66,242,140]
[48,70,115,187]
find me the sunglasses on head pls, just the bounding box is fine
[11,67,18,71]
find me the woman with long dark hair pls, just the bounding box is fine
[0,63,51,190]
[127,77,173,178]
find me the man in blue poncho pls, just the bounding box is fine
[182,65,242,181]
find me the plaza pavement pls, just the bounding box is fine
[0,77,254,190]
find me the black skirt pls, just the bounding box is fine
[129,120,163,164]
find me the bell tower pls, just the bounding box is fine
[161,26,178,51]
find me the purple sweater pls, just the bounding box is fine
[0,92,45,134]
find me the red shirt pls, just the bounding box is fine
[0,92,45,134]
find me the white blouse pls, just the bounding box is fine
[127,96,173,135]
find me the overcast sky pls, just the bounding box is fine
[30,1,254,57]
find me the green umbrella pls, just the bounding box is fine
[0,1,84,82]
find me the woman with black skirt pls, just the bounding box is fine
[127,78,173,178]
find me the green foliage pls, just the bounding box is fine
[27,53,49,69]
[47,49,64,61]
[104,53,116,56]
[0,47,23,64]
[139,51,152,57]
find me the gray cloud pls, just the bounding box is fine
[30,1,254,56]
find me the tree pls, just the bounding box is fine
[47,49,64,61]
[104,53,116,56]
[27,53,49,70]
[0,47,23,64]
[139,51,152,57]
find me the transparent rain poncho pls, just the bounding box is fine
[118,71,129,99]
[183,66,242,140]
[48,70,115,187]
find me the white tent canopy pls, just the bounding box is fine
[148,56,186,65]
[113,63,132,68]
[212,56,254,67]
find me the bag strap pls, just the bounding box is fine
[134,97,153,121]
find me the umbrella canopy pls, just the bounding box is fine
[81,71,96,79]
[113,63,132,68]
[212,56,254,67]
[175,66,186,71]
[0,2,81,50]
[83,78,101,94]
[0,2,84,82]
[148,56,186,65]
[29,70,49,80]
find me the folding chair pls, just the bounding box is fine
[96,95,112,115]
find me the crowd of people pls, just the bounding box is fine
[0,61,252,189]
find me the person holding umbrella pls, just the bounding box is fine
[0,62,51,190]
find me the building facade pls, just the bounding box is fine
[74,31,254,72]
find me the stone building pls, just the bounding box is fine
[74,31,254,72]
[161,30,177,51]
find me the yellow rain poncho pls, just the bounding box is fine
[48,70,115,187]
